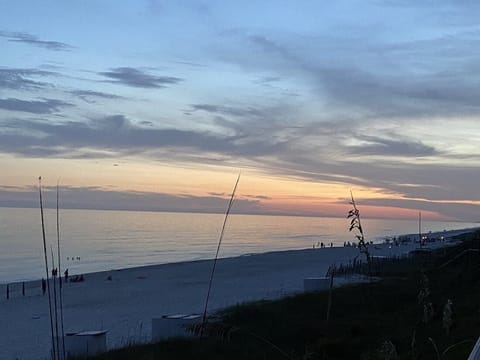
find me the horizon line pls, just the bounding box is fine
[0,204,477,223]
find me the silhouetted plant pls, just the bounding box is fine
[347,191,371,264]
[442,299,453,335]
[428,337,441,360]
[417,272,434,324]
[378,339,398,360]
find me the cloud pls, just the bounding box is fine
[1,3,480,221]
[259,150,480,203]
[346,135,439,157]
[358,197,480,223]
[0,68,56,90]
[190,102,303,144]
[0,185,266,215]
[214,26,480,121]
[4,111,470,217]
[249,35,297,62]
[208,192,226,196]
[99,67,183,88]
[0,31,73,51]
[0,98,451,213]
[191,103,267,118]
[3,107,473,219]
[314,62,480,119]
[0,98,73,114]
[0,114,286,159]
[254,76,282,85]
[69,89,122,103]
[244,194,272,200]
[171,60,207,68]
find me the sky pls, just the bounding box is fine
[0,0,479,221]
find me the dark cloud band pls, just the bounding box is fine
[0,31,73,51]
[99,67,183,88]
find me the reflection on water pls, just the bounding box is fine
[0,207,477,283]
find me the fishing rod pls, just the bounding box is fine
[39,177,57,360]
[56,183,66,360]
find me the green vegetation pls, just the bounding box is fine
[87,231,480,360]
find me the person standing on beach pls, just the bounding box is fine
[64,269,69,282]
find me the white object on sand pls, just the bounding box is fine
[64,330,107,358]
[152,314,202,341]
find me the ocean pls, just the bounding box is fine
[0,207,478,283]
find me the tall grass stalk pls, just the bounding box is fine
[38,176,57,360]
[50,246,60,360]
[201,174,241,337]
[428,337,441,360]
[56,183,66,360]
[419,211,423,248]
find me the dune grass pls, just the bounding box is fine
[84,231,480,360]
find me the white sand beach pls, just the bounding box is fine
[0,228,475,360]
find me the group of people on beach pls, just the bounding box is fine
[40,269,85,294]
[313,240,377,249]
[313,240,378,249]
[313,242,334,248]
[343,240,374,247]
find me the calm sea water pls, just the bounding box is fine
[0,207,478,283]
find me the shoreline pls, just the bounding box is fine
[1,226,478,287]
[0,227,477,359]
[2,207,479,285]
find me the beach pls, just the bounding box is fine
[0,228,474,360]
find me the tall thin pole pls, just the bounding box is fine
[39,177,57,360]
[419,211,422,248]
[201,174,240,337]
[56,183,66,360]
[50,246,60,360]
